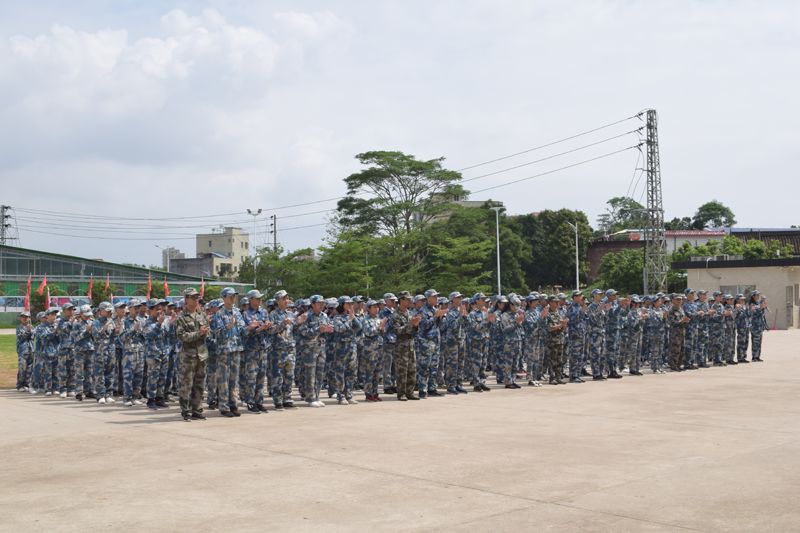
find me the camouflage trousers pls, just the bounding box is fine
[696,326,710,363]
[467,337,487,385]
[93,344,116,397]
[524,337,543,381]
[547,341,564,381]
[723,326,735,362]
[684,323,697,366]
[382,343,396,389]
[708,326,724,363]
[668,329,685,369]
[416,337,440,393]
[166,349,178,395]
[751,329,764,359]
[604,330,619,375]
[587,329,605,378]
[73,349,94,395]
[442,339,461,389]
[34,354,58,392]
[499,341,518,385]
[122,348,144,401]
[324,343,336,395]
[624,330,642,372]
[145,351,167,400]
[242,348,266,405]
[302,344,326,402]
[30,352,44,390]
[362,342,383,396]
[269,348,295,407]
[178,352,206,416]
[16,350,32,389]
[205,350,218,405]
[216,350,241,412]
[736,327,749,361]
[333,342,357,400]
[394,339,416,397]
[567,334,585,379]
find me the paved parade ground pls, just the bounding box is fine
[1,330,799,532]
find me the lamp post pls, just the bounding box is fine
[247,209,262,289]
[490,206,504,295]
[565,221,579,291]
[154,244,170,272]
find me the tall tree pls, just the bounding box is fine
[692,200,736,229]
[336,151,465,237]
[664,216,694,230]
[596,196,648,235]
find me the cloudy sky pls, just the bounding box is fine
[1,1,798,267]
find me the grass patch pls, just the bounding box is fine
[0,335,18,389]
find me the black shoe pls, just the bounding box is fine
[593,375,606,381]
[480,383,491,391]
[753,357,763,362]
[220,410,235,418]
[256,404,269,412]
[446,388,458,395]
[75,393,84,401]
[474,385,483,392]
[85,392,96,400]
[629,371,643,376]
[608,373,623,379]
[569,378,581,383]
[147,400,157,410]
[207,401,218,410]
[455,386,468,394]
[155,398,168,408]
[418,391,427,399]
[549,379,557,385]
[182,413,191,422]
[556,379,566,385]
[727,360,738,365]
[581,369,591,377]
[247,403,261,414]
[191,412,206,420]
[699,363,710,368]
[512,382,521,389]
[428,390,443,397]
[283,401,296,409]
[231,410,241,417]
[738,359,750,363]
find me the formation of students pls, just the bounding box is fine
[14,286,769,421]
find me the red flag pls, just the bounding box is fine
[36,275,47,296]
[163,277,170,298]
[200,277,205,299]
[24,274,31,311]
[146,272,152,300]
[87,274,93,299]
[104,274,110,291]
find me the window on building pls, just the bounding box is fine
[208,240,212,248]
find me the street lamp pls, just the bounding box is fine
[154,244,170,272]
[565,221,579,291]
[246,208,262,256]
[490,206,504,295]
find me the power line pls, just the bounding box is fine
[470,144,642,195]
[456,113,642,172]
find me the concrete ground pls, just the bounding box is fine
[1,331,799,532]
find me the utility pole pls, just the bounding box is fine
[0,205,10,245]
[643,109,668,294]
[269,214,277,252]
[490,206,504,295]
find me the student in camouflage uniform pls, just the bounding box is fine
[522,294,542,387]
[241,290,271,413]
[566,290,587,383]
[643,297,664,373]
[695,290,711,366]
[15,311,33,391]
[603,289,623,379]
[143,299,169,409]
[734,294,750,363]
[417,289,445,398]
[55,303,76,397]
[34,308,59,394]
[72,305,96,401]
[379,293,398,395]
[175,288,210,421]
[544,295,567,385]
[267,290,297,410]
[586,289,606,381]
[121,300,145,406]
[332,296,361,405]
[682,289,699,369]
[722,294,737,364]
[92,302,118,403]
[441,291,469,394]
[497,295,524,389]
[204,299,220,409]
[360,299,386,402]
[211,288,246,417]
[708,291,726,366]
[625,296,644,375]
[297,294,334,407]
[667,295,689,370]
[391,291,420,401]
[749,291,768,361]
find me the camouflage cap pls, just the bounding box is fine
[19,311,31,318]
[424,289,438,298]
[46,306,60,314]
[397,290,412,300]
[183,287,199,298]
[62,302,75,310]
[449,291,463,301]
[508,295,522,306]
[220,287,237,298]
[571,290,583,298]
[338,295,353,305]
[36,312,45,320]
[604,289,617,297]
[246,289,264,300]
[684,288,695,295]
[146,299,160,309]
[365,299,379,307]
[308,294,324,305]
[413,294,426,303]
[382,292,397,301]
[274,290,288,300]
[712,290,722,297]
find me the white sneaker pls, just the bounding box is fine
[133,399,143,405]
[308,401,321,408]
[29,388,37,394]
[347,398,358,405]
[17,387,26,392]
[338,398,349,405]
[106,396,115,403]
[45,391,52,396]
[98,397,106,404]
[123,400,133,407]
[68,391,76,397]
[59,392,67,398]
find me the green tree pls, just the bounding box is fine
[692,200,736,229]
[596,249,643,294]
[720,235,745,256]
[336,151,465,237]
[743,239,767,259]
[664,216,693,230]
[595,196,648,235]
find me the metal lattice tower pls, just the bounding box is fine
[1,205,20,246]
[642,110,668,293]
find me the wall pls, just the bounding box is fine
[686,265,800,330]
